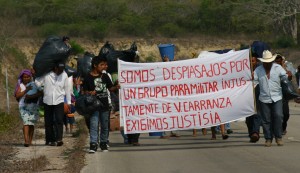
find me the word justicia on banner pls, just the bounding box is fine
[118,49,255,134]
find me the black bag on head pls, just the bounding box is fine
[33,35,71,77]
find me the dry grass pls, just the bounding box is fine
[0,112,88,173]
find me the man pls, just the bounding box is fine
[35,63,71,146]
[274,54,292,135]
[254,50,287,147]
[246,53,261,142]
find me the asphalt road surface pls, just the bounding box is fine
[81,102,300,173]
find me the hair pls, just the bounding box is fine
[275,54,283,60]
[252,53,259,58]
[62,36,70,42]
[91,56,107,69]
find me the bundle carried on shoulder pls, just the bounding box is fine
[33,35,71,77]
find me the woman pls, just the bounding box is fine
[15,69,42,147]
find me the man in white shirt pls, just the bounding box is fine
[35,63,70,146]
[254,50,287,147]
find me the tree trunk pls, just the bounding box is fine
[291,11,298,45]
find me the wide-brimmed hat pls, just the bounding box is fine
[258,50,276,63]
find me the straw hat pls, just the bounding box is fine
[258,50,276,63]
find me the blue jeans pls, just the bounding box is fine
[259,100,283,140]
[89,110,109,144]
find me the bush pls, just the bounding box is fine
[158,23,183,38]
[274,36,296,48]
[7,47,29,67]
[70,41,85,55]
[0,112,18,134]
[39,23,63,37]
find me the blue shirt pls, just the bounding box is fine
[254,63,287,103]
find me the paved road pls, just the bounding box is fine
[81,102,300,173]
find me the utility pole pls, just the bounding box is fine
[6,68,10,114]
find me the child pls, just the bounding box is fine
[82,56,119,153]
[64,74,81,134]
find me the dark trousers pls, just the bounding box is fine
[246,113,261,137]
[282,99,290,132]
[127,133,140,143]
[44,103,64,142]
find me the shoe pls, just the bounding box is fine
[132,142,140,146]
[276,139,284,146]
[250,133,260,143]
[282,130,287,135]
[24,144,29,147]
[222,135,229,140]
[227,129,233,134]
[57,141,64,146]
[89,143,98,153]
[49,142,56,146]
[100,143,109,152]
[265,140,272,147]
[211,134,216,140]
[170,134,180,137]
[106,144,110,148]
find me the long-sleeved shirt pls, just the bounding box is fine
[254,63,287,103]
[35,71,71,105]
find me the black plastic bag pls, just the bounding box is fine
[281,76,300,100]
[77,52,94,78]
[98,42,138,74]
[75,94,103,115]
[251,41,270,58]
[33,35,71,77]
[65,65,77,77]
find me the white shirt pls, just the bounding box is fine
[254,63,287,103]
[18,83,26,107]
[35,71,71,105]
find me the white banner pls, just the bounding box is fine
[118,49,255,134]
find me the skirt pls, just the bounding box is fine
[19,103,39,126]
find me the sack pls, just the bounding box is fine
[77,52,94,78]
[281,76,300,100]
[33,36,71,77]
[75,94,103,115]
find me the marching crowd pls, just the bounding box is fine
[14,37,300,153]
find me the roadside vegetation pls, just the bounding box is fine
[0,0,299,45]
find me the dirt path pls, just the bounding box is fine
[13,115,82,173]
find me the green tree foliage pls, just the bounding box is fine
[0,0,298,44]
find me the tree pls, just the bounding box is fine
[244,0,300,44]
